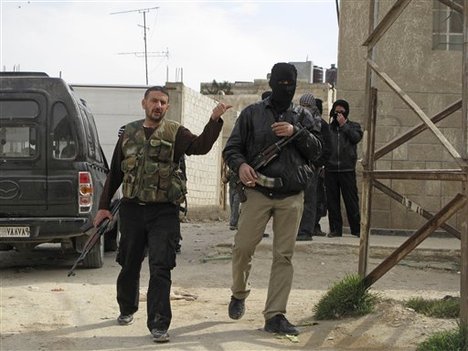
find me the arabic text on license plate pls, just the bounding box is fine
[0,226,31,237]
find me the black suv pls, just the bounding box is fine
[0,72,118,268]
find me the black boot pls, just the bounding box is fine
[228,296,245,320]
[264,314,299,335]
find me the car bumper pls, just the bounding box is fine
[0,217,90,243]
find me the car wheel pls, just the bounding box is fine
[81,236,104,268]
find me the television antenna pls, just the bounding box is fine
[111,6,159,85]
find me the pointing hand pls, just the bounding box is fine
[211,102,232,121]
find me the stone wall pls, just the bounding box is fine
[338,0,462,232]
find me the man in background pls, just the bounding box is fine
[325,99,363,238]
[296,94,330,241]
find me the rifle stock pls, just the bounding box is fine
[67,200,121,277]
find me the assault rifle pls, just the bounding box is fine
[235,127,306,202]
[67,200,121,277]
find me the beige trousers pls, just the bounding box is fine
[231,188,304,321]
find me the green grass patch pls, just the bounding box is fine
[417,324,468,351]
[313,274,377,320]
[405,296,459,319]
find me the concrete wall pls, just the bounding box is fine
[72,83,224,215]
[178,84,222,209]
[338,0,463,232]
[71,85,146,161]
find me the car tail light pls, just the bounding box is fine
[78,171,93,213]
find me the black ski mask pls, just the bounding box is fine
[269,63,297,112]
[330,99,350,118]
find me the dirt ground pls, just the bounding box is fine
[0,219,460,351]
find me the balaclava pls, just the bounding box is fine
[269,63,297,112]
[330,99,350,119]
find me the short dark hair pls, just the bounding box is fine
[144,86,169,100]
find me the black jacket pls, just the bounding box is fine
[326,118,363,172]
[314,119,331,168]
[223,98,322,198]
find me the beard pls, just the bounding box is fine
[146,109,165,123]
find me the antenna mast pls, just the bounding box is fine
[111,6,159,85]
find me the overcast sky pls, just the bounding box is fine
[1,0,339,91]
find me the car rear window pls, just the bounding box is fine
[0,100,39,119]
[0,126,37,158]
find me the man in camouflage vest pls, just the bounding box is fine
[94,86,230,343]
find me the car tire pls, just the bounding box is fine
[81,237,104,268]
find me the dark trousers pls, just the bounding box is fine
[116,202,179,331]
[297,171,318,236]
[325,170,360,235]
[314,174,327,231]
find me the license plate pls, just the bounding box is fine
[0,226,31,238]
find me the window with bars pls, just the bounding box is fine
[432,0,463,51]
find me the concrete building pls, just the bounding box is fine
[337,0,463,233]
[289,61,314,83]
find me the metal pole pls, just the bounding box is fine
[143,11,148,85]
[110,7,158,85]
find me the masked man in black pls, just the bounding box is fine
[223,63,322,335]
[325,99,363,237]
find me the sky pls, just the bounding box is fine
[1,0,339,91]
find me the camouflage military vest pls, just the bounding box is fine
[120,119,187,204]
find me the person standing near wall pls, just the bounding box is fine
[296,94,330,241]
[93,86,230,343]
[325,99,363,238]
[223,63,322,336]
